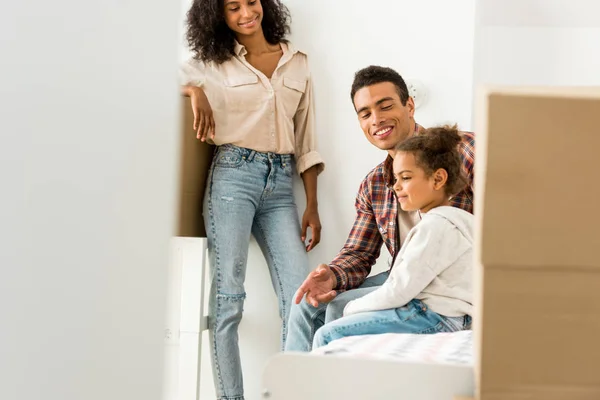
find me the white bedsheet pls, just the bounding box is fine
[311,330,473,366]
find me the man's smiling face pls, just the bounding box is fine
[353,81,415,153]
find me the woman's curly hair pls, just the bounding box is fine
[186,0,291,64]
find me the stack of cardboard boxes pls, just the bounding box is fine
[176,97,214,238]
[470,87,600,400]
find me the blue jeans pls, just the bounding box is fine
[285,271,390,352]
[204,144,309,400]
[313,299,472,348]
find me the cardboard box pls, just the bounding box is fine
[474,87,600,400]
[176,97,214,237]
[478,268,600,400]
[477,87,600,268]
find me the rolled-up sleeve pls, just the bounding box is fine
[293,74,325,175]
[179,58,206,87]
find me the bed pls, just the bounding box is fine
[162,235,475,400]
[261,331,475,400]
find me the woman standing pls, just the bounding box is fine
[181,1,324,399]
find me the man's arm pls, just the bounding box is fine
[293,178,384,306]
[451,131,475,213]
[328,180,384,291]
[461,131,475,195]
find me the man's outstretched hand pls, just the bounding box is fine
[294,264,338,307]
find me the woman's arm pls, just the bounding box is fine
[301,165,321,251]
[293,74,324,176]
[181,85,214,142]
[180,60,213,141]
[293,69,324,251]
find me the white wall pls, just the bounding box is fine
[474,0,600,87]
[0,1,181,400]
[180,1,476,399]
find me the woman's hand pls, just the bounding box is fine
[185,85,215,141]
[301,205,321,252]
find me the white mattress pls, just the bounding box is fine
[311,330,473,366]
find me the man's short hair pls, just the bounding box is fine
[350,65,410,106]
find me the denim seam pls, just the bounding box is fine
[419,321,452,335]
[262,161,275,199]
[254,218,287,343]
[309,307,326,349]
[215,146,247,169]
[334,317,392,331]
[323,317,395,343]
[281,160,293,177]
[207,165,226,395]
[323,315,447,342]
[396,308,419,322]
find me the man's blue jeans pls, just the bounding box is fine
[284,271,390,352]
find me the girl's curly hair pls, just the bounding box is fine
[186,0,291,64]
[396,125,468,197]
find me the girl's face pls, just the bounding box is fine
[392,151,448,213]
[223,0,263,37]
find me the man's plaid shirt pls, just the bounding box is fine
[329,126,475,291]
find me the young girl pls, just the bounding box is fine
[313,125,473,349]
[181,1,324,399]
